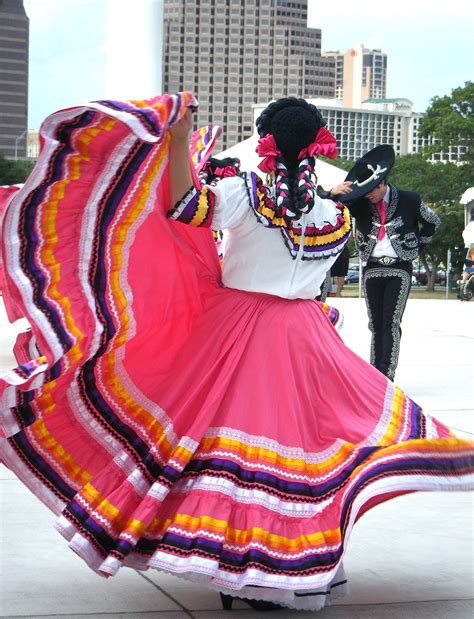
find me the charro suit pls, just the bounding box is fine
[348,185,440,264]
[347,185,440,380]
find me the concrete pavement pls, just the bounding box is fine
[1,296,473,619]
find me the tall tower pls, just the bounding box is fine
[163,0,334,149]
[323,45,387,108]
[361,47,387,101]
[0,0,29,159]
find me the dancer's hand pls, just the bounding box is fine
[169,108,196,206]
[330,181,353,197]
[170,108,195,142]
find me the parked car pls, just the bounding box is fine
[344,269,440,286]
[414,270,446,285]
[345,269,360,284]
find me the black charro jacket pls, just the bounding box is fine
[345,185,441,264]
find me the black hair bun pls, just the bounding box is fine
[256,98,325,165]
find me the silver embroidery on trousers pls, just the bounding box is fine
[363,267,411,380]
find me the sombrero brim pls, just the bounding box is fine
[337,145,395,203]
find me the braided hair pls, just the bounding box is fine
[256,98,325,221]
[198,157,241,186]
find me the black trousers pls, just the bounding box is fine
[363,262,412,381]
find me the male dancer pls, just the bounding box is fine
[331,145,440,380]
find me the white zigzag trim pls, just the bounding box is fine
[164,525,340,561]
[167,526,225,542]
[205,426,345,463]
[68,378,124,462]
[168,458,186,471]
[222,541,340,560]
[120,532,140,544]
[2,110,88,364]
[172,476,335,518]
[341,447,473,504]
[75,493,117,534]
[360,381,396,446]
[25,422,80,491]
[194,448,357,483]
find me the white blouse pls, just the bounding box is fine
[169,173,351,300]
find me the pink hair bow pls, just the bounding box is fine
[256,133,280,173]
[212,165,240,178]
[298,127,338,160]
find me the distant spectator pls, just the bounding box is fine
[462,243,474,282]
[462,212,474,247]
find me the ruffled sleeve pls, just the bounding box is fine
[167,175,250,230]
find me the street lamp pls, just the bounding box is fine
[14,129,27,161]
[446,248,451,300]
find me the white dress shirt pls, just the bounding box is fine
[370,187,397,258]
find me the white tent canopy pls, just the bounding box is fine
[218,135,347,191]
[460,187,474,205]
[460,187,474,227]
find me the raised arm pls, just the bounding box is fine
[317,181,353,202]
[169,109,195,207]
[329,181,354,199]
[417,200,441,253]
[322,181,358,216]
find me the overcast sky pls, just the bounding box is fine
[24,0,473,129]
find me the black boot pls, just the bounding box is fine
[220,592,284,611]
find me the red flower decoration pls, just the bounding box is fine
[256,133,280,173]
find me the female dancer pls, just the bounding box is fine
[1,93,472,612]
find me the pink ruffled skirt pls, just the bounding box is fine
[1,93,472,612]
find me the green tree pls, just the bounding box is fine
[419,81,474,163]
[390,154,469,290]
[391,153,474,202]
[0,152,35,185]
[420,202,465,283]
[326,156,354,172]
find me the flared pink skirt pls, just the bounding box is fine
[1,93,472,611]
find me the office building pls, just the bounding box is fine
[253,97,431,161]
[163,0,335,149]
[27,129,39,159]
[322,45,387,108]
[0,0,29,159]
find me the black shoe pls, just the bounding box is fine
[220,592,284,611]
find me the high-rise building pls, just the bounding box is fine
[27,129,39,159]
[163,0,334,149]
[252,97,442,162]
[0,0,29,159]
[322,45,387,108]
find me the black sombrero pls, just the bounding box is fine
[338,145,395,203]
